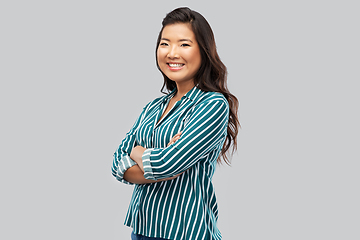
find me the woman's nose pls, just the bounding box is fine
[167,46,179,59]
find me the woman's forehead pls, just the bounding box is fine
[161,23,195,40]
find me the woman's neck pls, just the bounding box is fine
[174,81,195,99]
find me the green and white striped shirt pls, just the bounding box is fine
[112,86,228,240]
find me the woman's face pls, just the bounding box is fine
[157,23,202,86]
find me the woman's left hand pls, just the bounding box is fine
[130,131,182,173]
[167,132,182,146]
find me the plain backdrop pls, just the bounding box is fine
[1,0,359,239]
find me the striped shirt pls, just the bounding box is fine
[112,86,229,240]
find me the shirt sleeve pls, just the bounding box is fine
[111,102,150,185]
[142,98,229,180]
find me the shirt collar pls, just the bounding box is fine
[183,85,202,101]
[163,85,202,102]
[162,88,177,103]
[161,85,203,104]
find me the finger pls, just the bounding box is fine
[168,137,178,146]
[167,140,175,147]
[173,132,182,138]
[169,137,180,146]
[167,133,182,146]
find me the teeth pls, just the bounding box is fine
[169,63,183,67]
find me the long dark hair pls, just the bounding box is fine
[155,7,240,164]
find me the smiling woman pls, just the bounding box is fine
[112,7,240,240]
[157,23,202,89]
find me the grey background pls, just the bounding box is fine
[1,0,359,239]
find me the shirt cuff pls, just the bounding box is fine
[142,148,156,180]
[116,155,137,185]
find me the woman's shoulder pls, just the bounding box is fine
[196,90,229,106]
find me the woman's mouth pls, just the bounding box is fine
[167,63,185,70]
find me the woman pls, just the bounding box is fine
[112,7,239,240]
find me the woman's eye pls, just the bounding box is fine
[160,42,168,46]
[181,43,190,47]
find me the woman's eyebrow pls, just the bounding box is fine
[160,38,193,43]
[179,39,193,43]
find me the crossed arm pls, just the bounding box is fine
[115,98,228,185]
[123,132,182,184]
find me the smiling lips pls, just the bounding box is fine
[167,63,185,70]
